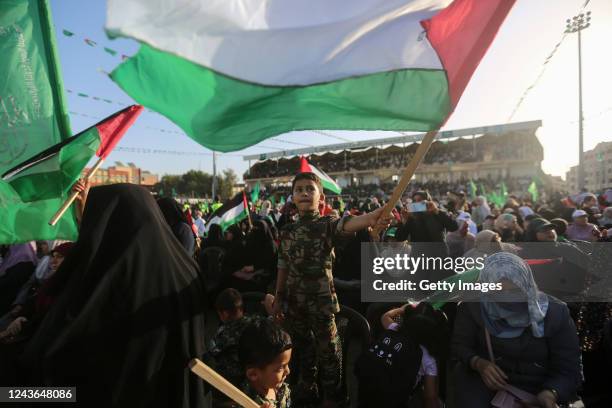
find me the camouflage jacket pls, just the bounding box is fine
[242,381,291,408]
[278,211,353,313]
[206,315,264,386]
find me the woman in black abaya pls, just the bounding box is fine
[20,184,207,408]
[157,197,196,256]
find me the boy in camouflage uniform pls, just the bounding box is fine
[238,319,293,408]
[205,288,264,406]
[273,172,391,407]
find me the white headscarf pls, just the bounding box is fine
[480,252,548,338]
[471,196,491,226]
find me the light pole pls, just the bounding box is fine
[565,11,591,190]
[212,150,217,199]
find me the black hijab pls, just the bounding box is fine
[157,197,188,227]
[157,197,196,254]
[202,223,223,248]
[21,184,206,408]
[245,220,277,269]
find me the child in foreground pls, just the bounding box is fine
[238,319,293,408]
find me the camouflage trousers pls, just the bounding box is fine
[284,294,342,399]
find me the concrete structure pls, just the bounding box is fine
[84,161,159,187]
[244,121,544,189]
[566,141,612,192]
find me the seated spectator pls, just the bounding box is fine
[0,243,38,315]
[550,218,570,243]
[0,243,73,337]
[494,213,523,242]
[463,230,504,262]
[597,207,612,229]
[206,288,266,396]
[356,303,446,408]
[471,196,491,228]
[33,241,54,281]
[482,215,496,231]
[566,210,600,242]
[522,218,589,298]
[202,223,224,249]
[238,319,292,407]
[447,216,476,259]
[579,193,599,224]
[229,221,277,293]
[452,252,581,408]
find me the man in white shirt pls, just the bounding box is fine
[193,209,206,238]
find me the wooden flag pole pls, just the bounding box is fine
[373,129,439,235]
[189,359,259,408]
[244,191,253,229]
[48,156,105,226]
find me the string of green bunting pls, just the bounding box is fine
[61,28,129,60]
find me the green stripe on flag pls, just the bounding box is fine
[6,128,100,202]
[62,29,74,37]
[217,210,248,232]
[111,44,450,152]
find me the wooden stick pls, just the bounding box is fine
[244,191,253,229]
[188,359,259,408]
[374,129,439,234]
[48,157,105,226]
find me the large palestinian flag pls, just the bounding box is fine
[107,0,515,152]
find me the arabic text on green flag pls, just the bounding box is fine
[0,0,77,244]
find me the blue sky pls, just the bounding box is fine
[50,0,611,180]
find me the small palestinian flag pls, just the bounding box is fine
[299,157,341,195]
[104,47,118,56]
[206,192,249,232]
[2,105,143,203]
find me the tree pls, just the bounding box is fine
[179,170,213,197]
[154,175,181,196]
[152,169,237,199]
[218,169,238,199]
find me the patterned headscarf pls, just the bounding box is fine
[479,252,548,338]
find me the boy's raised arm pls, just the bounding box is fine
[342,207,392,233]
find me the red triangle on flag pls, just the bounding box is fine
[95,105,143,159]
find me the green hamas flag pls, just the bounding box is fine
[528,181,539,202]
[468,180,477,198]
[500,182,508,200]
[478,183,487,197]
[0,0,76,244]
[250,181,260,203]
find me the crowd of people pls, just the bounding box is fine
[0,172,611,408]
[246,133,541,180]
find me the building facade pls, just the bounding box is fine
[566,141,612,192]
[84,161,159,187]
